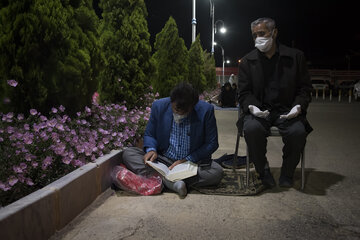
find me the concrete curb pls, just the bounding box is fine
[0,150,122,240]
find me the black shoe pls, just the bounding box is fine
[260,169,276,188]
[279,175,293,188]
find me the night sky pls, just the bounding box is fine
[144,0,360,69]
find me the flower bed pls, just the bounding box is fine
[0,84,158,207]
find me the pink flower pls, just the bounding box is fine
[119,116,126,123]
[0,182,11,191]
[26,178,34,186]
[30,109,37,115]
[17,114,24,120]
[56,124,65,131]
[25,153,34,161]
[74,159,84,167]
[8,176,18,186]
[6,112,14,119]
[13,165,23,173]
[7,79,18,87]
[92,92,99,104]
[24,136,33,145]
[42,156,53,170]
[102,138,109,144]
[62,157,71,165]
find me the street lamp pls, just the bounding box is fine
[210,0,226,54]
[214,42,225,84]
[215,20,226,34]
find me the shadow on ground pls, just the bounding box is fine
[257,167,345,196]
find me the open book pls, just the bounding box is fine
[146,160,198,182]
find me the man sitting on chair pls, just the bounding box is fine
[122,82,223,198]
[237,17,313,188]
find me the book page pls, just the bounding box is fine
[146,160,198,182]
[166,161,198,182]
[145,161,169,176]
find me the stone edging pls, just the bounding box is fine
[0,150,122,240]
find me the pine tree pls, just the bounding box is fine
[203,50,217,90]
[98,0,155,107]
[0,0,102,115]
[152,16,189,97]
[188,34,206,94]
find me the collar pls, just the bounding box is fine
[246,42,293,61]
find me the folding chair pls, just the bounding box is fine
[233,107,306,190]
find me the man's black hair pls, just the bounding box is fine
[170,82,199,112]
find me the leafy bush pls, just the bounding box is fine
[0,80,158,207]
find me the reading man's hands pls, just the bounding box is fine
[169,159,186,170]
[143,151,158,163]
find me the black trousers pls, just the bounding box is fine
[243,112,307,178]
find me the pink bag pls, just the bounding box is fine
[111,164,163,196]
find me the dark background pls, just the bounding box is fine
[144,0,360,69]
[95,0,360,70]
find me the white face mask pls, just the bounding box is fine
[255,36,273,52]
[254,30,274,52]
[173,113,188,124]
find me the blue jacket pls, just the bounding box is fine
[143,97,219,165]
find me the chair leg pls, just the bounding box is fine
[233,132,241,169]
[246,145,250,188]
[301,148,305,190]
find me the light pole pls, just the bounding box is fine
[214,42,225,84]
[210,0,226,55]
[192,0,196,43]
[210,0,215,54]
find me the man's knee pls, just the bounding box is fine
[202,162,223,185]
[244,118,267,139]
[122,147,144,164]
[287,122,307,141]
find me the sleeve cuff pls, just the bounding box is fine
[185,155,195,163]
[146,147,157,153]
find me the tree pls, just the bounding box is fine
[0,0,102,115]
[188,34,206,94]
[203,49,217,90]
[152,16,189,97]
[98,0,155,107]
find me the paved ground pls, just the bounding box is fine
[51,100,360,240]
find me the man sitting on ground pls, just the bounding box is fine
[122,82,223,198]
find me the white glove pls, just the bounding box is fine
[280,105,301,119]
[248,105,269,118]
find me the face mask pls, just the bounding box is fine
[173,113,188,124]
[255,36,273,52]
[254,30,274,52]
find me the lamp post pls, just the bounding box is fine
[214,42,225,84]
[210,0,215,54]
[192,0,196,43]
[210,1,226,55]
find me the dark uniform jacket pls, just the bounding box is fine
[237,43,313,133]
